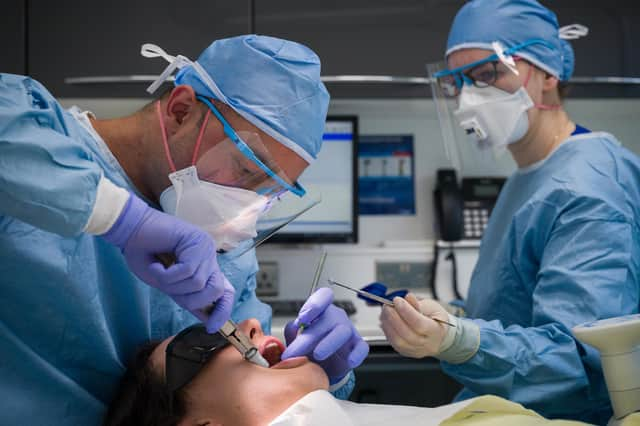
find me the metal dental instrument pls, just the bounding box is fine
[308,251,328,298]
[297,251,328,335]
[190,304,270,368]
[155,253,269,367]
[218,319,270,368]
[329,279,395,306]
[328,279,456,327]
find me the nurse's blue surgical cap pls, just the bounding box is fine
[446,0,586,81]
[175,35,330,164]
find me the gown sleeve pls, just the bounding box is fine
[0,74,104,236]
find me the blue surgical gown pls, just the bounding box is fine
[442,131,640,425]
[0,73,272,424]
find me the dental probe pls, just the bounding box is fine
[308,251,328,299]
[297,251,328,335]
[328,279,456,327]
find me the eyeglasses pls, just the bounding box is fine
[165,324,230,395]
[436,57,525,98]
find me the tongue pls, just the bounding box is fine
[262,345,283,367]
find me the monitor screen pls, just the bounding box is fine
[267,116,358,243]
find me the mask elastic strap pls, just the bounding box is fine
[156,101,177,173]
[536,103,560,111]
[523,63,560,111]
[191,109,212,166]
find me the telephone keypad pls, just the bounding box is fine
[463,207,489,239]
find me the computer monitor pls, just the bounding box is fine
[267,116,358,244]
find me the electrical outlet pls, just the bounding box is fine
[256,261,279,297]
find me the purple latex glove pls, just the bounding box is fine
[282,287,369,384]
[101,193,234,332]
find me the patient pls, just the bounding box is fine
[103,318,328,426]
[104,320,595,426]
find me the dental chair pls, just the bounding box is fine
[573,314,640,426]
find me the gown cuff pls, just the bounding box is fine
[83,176,130,235]
[438,313,458,353]
[328,371,353,392]
[437,316,480,364]
[328,370,355,400]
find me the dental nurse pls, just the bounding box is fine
[379,1,640,423]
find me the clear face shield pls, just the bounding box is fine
[427,41,550,176]
[159,97,321,253]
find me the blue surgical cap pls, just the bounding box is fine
[175,35,330,163]
[446,0,576,81]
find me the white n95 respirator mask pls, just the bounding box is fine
[453,85,534,150]
[159,166,270,252]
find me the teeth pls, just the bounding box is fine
[266,342,278,349]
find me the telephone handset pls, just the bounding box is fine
[433,169,464,242]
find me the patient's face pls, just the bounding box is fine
[151,318,329,426]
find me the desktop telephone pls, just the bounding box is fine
[434,169,506,241]
[430,169,506,301]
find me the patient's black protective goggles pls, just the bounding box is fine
[165,324,230,393]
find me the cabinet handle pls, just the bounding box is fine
[363,336,391,346]
[65,75,432,85]
[65,75,173,84]
[321,75,431,84]
[65,75,640,86]
[569,76,640,85]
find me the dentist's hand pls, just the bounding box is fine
[380,293,450,359]
[101,193,234,332]
[282,288,369,384]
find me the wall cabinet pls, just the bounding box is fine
[350,346,462,406]
[2,0,26,75]
[254,0,459,97]
[18,0,640,98]
[549,1,640,97]
[27,0,249,97]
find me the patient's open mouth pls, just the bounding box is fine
[259,337,285,367]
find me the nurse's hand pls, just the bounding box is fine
[380,293,450,359]
[101,193,234,332]
[282,288,369,384]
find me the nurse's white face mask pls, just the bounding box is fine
[155,101,269,252]
[453,84,534,150]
